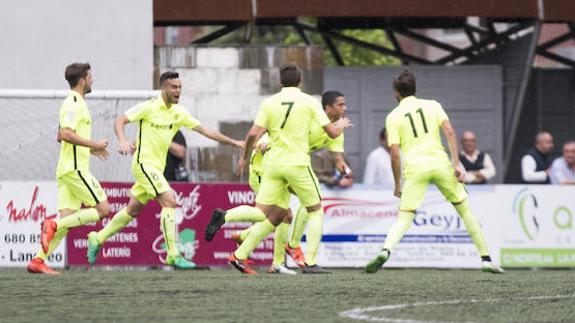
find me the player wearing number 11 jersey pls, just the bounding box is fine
[365,70,504,274]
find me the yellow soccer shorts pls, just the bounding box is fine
[57,170,107,211]
[248,168,262,195]
[400,166,467,211]
[256,165,321,209]
[131,163,172,204]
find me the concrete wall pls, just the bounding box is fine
[0,0,153,90]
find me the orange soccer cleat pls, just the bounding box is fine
[41,219,57,253]
[285,243,305,268]
[27,258,60,275]
[228,254,257,275]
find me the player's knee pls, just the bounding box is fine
[126,199,143,217]
[283,210,293,224]
[96,202,110,218]
[306,204,321,212]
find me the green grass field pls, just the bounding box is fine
[1,268,574,322]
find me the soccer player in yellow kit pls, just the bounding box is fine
[86,71,243,269]
[213,63,350,275]
[365,70,504,274]
[27,63,111,275]
[206,91,352,274]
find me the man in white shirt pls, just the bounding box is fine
[459,131,496,184]
[521,131,554,184]
[363,128,394,185]
[549,141,575,185]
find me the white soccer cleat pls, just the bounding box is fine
[481,261,505,274]
[267,264,297,275]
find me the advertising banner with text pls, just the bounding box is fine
[66,182,273,267]
[0,182,65,267]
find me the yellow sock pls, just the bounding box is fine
[304,209,323,266]
[235,219,275,260]
[96,208,133,244]
[454,200,489,256]
[56,208,100,229]
[34,227,68,260]
[383,211,415,251]
[225,205,266,223]
[239,227,252,241]
[289,206,308,248]
[160,207,179,258]
[272,223,290,266]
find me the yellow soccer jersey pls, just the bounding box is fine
[254,87,330,166]
[309,119,344,153]
[385,96,451,175]
[126,96,200,171]
[56,91,92,178]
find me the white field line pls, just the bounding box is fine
[339,294,575,323]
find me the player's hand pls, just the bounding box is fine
[234,140,245,149]
[93,139,109,150]
[394,185,402,198]
[454,165,466,182]
[91,148,110,160]
[236,158,247,178]
[339,176,353,187]
[118,140,135,156]
[336,117,353,129]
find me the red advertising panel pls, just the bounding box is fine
[67,183,274,267]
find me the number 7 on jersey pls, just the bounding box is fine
[280,102,294,128]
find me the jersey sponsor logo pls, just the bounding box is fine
[149,122,173,130]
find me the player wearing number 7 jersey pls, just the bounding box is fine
[365,70,504,274]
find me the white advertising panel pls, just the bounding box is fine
[0,182,65,267]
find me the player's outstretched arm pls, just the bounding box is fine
[441,120,465,182]
[115,115,135,155]
[59,127,108,151]
[323,117,352,139]
[192,125,244,149]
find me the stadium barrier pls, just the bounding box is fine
[1,182,574,268]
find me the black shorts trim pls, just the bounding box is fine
[307,167,321,201]
[73,145,77,169]
[77,170,99,204]
[136,120,143,163]
[140,163,159,196]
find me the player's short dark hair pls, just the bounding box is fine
[279,63,301,87]
[159,71,179,86]
[322,91,344,110]
[393,69,416,97]
[380,128,387,140]
[65,63,91,88]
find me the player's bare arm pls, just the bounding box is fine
[114,114,135,155]
[58,127,108,151]
[390,144,402,197]
[441,120,465,182]
[323,117,352,139]
[192,125,244,149]
[237,124,266,177]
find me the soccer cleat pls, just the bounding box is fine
[27,258,60,275]
[285,243,305,268]
[302,264,331,274]
[231,232,244,246]
[166,255,197,269]
[41,219,57,253]
[365,249,390,274]
[205,208,226,241]
[86,231,101,265]
[267,264,297,275]
[481,261,505,274]
[228,254,257,275]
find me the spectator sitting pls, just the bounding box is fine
[521,131,554,184]
[459,131,496,184]
[311,147,353,187]
[363,128,394,185]
[164,129,189,182]
[549,141,575,185]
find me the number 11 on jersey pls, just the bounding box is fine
[404,108,428,138]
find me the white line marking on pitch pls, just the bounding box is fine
[339,294,575,323]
